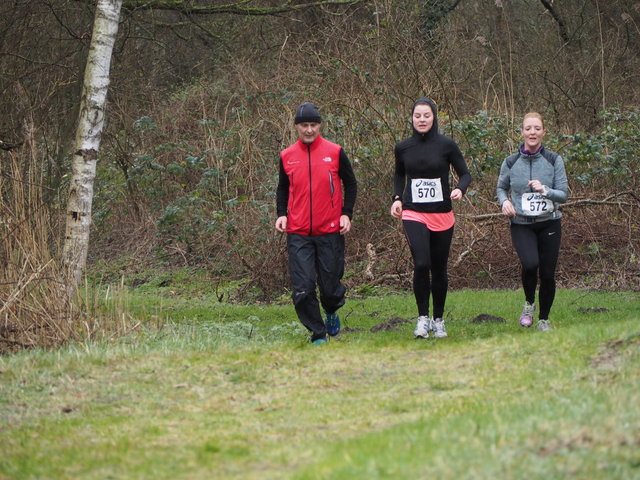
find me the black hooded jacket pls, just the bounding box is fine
[393,98,472,214]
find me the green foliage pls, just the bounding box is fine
[446,107,640,192]
[446,110,516,180]
[133,116,156,131]
[418,0,454,39]
[558,108,640,187]
[157,196,217,251]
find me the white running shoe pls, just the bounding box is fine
[414,316,431,338]
[432,318,448,338]
[537,319,552,332]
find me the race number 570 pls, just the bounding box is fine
[411,178,443,203]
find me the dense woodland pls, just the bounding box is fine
[1,0,639,350]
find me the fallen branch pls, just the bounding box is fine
[459,191,639,221]
[453,236,480,268]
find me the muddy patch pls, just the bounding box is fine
[469,313,506,323]
[590,333,640,369]
[578,307,609,314]
[340,326,364,334]
[370,317,410,332]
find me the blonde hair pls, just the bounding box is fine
[522,112,545,129]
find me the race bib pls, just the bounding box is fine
[411,178,443,203]
[521,192,554,216]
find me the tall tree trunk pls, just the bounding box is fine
[62,0,122,289]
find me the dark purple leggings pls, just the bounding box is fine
[402,220,454,318]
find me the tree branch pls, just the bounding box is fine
[121,0,369,15]
[459,191,640,222]
[539,0,569,44]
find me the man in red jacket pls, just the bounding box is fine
[275,102,357,345]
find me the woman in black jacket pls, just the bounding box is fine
[391,98,472,339]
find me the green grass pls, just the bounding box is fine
[1,289,639,479]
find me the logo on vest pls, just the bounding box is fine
[322,157,332,163]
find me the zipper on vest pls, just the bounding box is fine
[329,171,335,208]
[307,145,313,235]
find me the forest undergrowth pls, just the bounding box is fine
[1,0,639,352]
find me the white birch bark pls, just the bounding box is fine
[62,0,122,289]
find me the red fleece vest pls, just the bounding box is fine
[280,136,343,235]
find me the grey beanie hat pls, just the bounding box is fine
[294,102,322,124]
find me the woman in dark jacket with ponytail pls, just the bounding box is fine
[391,98,472,339]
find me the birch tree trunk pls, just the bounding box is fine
[62,0,122,289]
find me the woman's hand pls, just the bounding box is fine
[501,199,516,217]
[390,200,402,218]
[528,180,545,193]
[450,188,463,201]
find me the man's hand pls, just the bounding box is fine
[339,215,352,235]
[275,216,287,232]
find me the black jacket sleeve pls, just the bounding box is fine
[338,148,357,219]
[275,156,289,217]
[392,142,406,202]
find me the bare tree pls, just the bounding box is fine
[62,0,123,288]
[539,0,569,44]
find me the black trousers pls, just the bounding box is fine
[402,220,454,319]
[287,233,346,341]
[510,219,562,320]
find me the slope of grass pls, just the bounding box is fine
[1,289,638,479]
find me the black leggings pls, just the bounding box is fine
[403,220,454,318]
[510,220,562,320]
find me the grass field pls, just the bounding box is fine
[1,289,639,479]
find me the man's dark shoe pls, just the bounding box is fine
[325,311,341,336]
